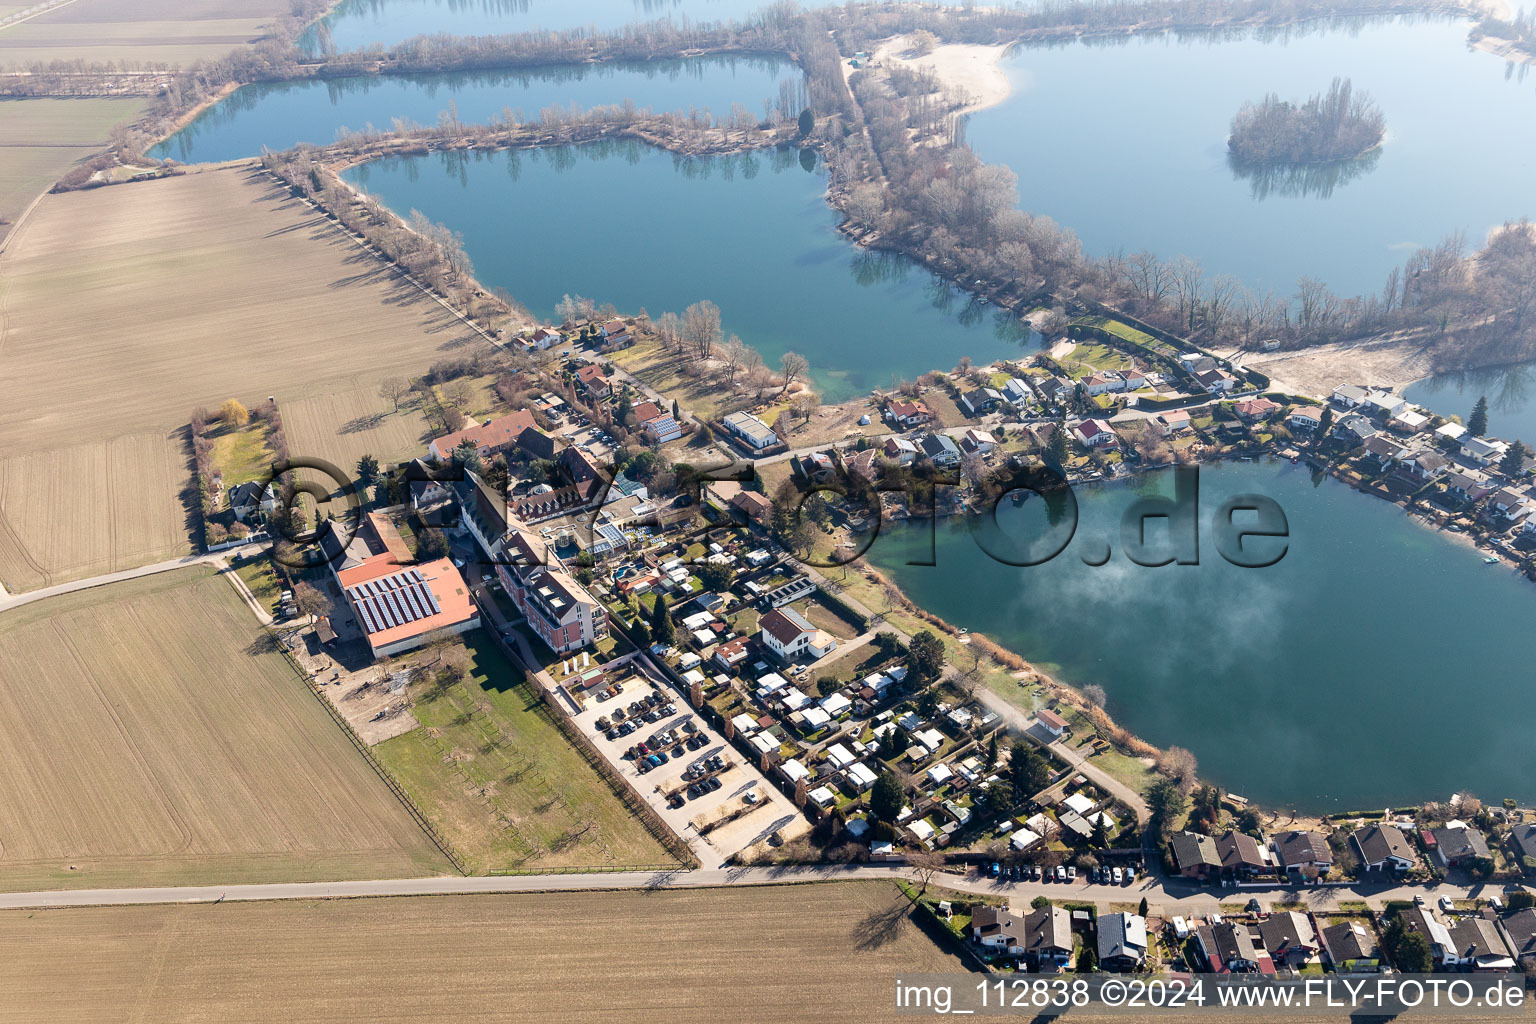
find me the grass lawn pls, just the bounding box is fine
[793,593,865,640]
[374,632,674,872]
[609,338,734,423]
[924,390,966,428]
[208,421,274,494]
[231,554,282,617]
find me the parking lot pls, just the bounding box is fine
[568,663,807,867]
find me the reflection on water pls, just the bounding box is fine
[1227,145,1383,200]
[346,139,1038,400]
[1406,363,1536,443]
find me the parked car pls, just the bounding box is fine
[1112,867,1123,884]
[1054,866,1066,882]
[1030,865,1041,881]
[1439,896,1455,913]
[1246,899,1262,914]
[1066,866,1077,881]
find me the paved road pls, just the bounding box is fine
[2,862,1523,913]
[0,543,267,616]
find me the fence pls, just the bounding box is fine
[269,633,471,875]
[488,862,682,876]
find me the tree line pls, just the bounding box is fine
[1227,77,1385,166]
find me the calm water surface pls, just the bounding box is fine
[864,461,1536,811]
[305,0,996,52]
[152,56,796,164]
[965,18,1536,297]
[345,141,1036,400]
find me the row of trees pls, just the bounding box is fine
[1227,77,1386,166]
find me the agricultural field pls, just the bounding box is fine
[282,380,433,478]
[0,0,290,68]
[375,634,675,872]
[1,882,965,1023]
[0,566,449,890]
[0,96,143,244]
[0,165,493,592]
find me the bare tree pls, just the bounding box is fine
[1082,684,1107,708]
[720,334,749,385]
[379,377,409,411]
[779,351,808,394]
[682,300,722,360]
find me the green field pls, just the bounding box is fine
[375,633,675,872]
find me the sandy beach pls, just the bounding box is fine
[874,35,1013,114]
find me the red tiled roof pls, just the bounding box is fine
[432,410,537,456]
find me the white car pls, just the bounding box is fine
[1439,896,1455,913]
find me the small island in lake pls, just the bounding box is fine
[1227,76,1385,167]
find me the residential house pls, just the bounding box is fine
[1488,487,1530,521]
[1321,921,1381,973]
[1332,384,1368,408]
[841,447,881,482]
[1180,352,1217,374]
[1363,434,1406,469]
[1446,468,1495,504]
[713,635,751,672]
[1445,918,1516,971]
[1398,906,1456,966]
[526,325,563,350]
[227,480,278,522]
[794,450,838,483]
[1216,830,1269,877]
[919,432,962,468]
[1258,911,1319,968]
[1436,421,1468,445]
[1333,413,1377,446]
[575,363,612,399]
[1157,409,1193,434]
[1072,418,1118,449]
[1121,369,1151,390]
[1507,823,1536,873]
[1351,823,1416,873]
[1287,406,1323,432]
[634,401,683,443]
[1195,921,1267,974]
[1082,371,1127,396]
[723,411,779,451]
[1195,368,1239,394]
[1002,378,1033,408]
[1234,396,1281,422]
[1097,913,1148,971]
[730,489,774,526]
[1390,408,1431,434]
[1172,831,1222,880]
[1022,905,1075,968]
[597,319,632,351]
[971,905,1026,955]
[961,428,998,455]
[883,436,918,464]
[404,458,454,511]
[1363,390,1408,419]
[757,606,838,661]
[959,388,1004,416]
[1397,449,1449,483]
[1501,909,1536,965]
[1462,435,1510,466]
[1273,830,1334,877]
[1428,825,1491,869]
[885,398,934,428]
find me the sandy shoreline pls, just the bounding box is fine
[874,35,1013,115]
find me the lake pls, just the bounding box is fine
[344,141,1036,401]
[862,460,1536,811]
[304,0,996,53]
[151,55,797,164]
[1407,367,1536,448]
[965,17,1536,298]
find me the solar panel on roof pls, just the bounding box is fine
[420,584,441,615]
